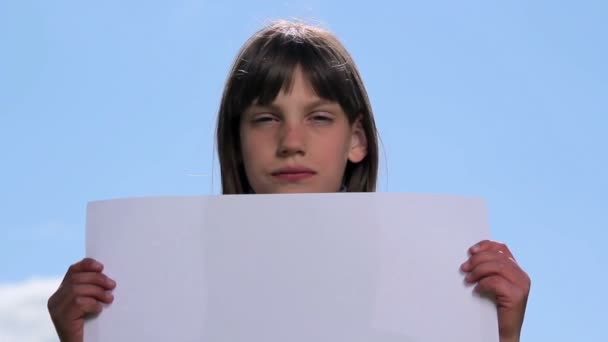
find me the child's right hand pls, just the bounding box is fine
[48,258,116,342]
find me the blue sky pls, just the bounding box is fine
[1,0,607,341]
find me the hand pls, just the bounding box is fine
[461,240,531,342]
[48,258,116,342]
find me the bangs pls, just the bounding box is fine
[229,30,364,121]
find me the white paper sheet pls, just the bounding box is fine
[85,193,498,342]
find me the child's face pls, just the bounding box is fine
[240,67,367,194]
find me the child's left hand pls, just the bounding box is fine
[460,240,531,342]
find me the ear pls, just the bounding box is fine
[348,116,368,163]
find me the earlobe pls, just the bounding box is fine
[348,117,368,163]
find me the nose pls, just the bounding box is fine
[277,121,306,157]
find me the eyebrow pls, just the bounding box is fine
[248,98,338,112]
[304,99,337,110]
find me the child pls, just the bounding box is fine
[48,20,530,342]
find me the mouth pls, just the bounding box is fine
[271,167,316,181]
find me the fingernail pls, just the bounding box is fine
[471,244,480,253]
[460,261,470,271]
[107,278,116,287]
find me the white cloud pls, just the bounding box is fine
[0,277,61,342]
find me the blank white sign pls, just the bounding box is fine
[85,192,498,342]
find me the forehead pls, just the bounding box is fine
[263,67,324,104]
[247,65,339,109]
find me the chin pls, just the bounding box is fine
[256,184,337,194]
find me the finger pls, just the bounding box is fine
[469,240,515,259]
[465,260,521,286]
[71,296,104,316]
[66,258,104,276]
[461,250,517,272]
[473,275,512,297]
[50,288,113,323]
[71,284,115,304]
[68,272,116,289]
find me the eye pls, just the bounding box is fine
[310,112,334,123]
[252,114,279,124]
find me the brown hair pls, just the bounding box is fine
[216,20,379,194]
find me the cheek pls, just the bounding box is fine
[335,130,354,159]
[241,132,270,164]
[240,137,256,165]
[318,134,351,165]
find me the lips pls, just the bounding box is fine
[271,167,316,181]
